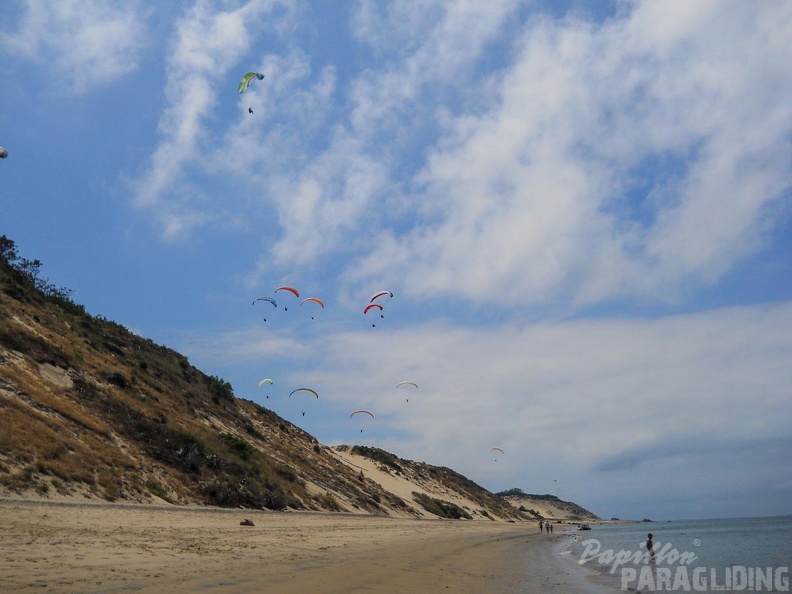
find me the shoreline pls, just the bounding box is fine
[551,525,624,593]
[1,499,612,592]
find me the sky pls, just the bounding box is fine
[1,0,791,521]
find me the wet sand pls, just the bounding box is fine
[0,500,616,592]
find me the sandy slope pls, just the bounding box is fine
[328,447,500,520]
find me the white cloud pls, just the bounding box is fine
[2,0,148,94]
[133,0,792,306]
[245,2,521,274]
[134,0,293,234]
[187,300,792,516]
[349,1,792,308]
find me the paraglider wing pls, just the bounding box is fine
[349,410,374,419]
[300,297,325,308]
[275,286,300,298]
[396,381,418,389]
[363,303,383,315]
[253,296,277,307]
[0,147,7,159]
[490,447,505,454]
[257,378,274,388]
[238,71,264,94]
[289,388,319,399]
[369,290,393,303]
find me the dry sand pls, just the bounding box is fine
[0,499,616,593]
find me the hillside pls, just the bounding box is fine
[0,236,595,522]
[497,488,600,521]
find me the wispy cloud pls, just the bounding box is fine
[2,0,149,94]
[133,0,293,237]
[176,0,792,309]
[352,1,792,308]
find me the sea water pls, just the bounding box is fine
[558,516,792,592]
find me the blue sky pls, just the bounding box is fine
[2,0,791,521]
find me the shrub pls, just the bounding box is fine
[219,432,255,461]
[412,492,472,519]
[106,372,128,389]
[351,445,403,472]
[146,482,173,503]
[206,375,234,403]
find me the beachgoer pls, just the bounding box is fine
[539,520,543,532]
[545,520,550,533]
[646,533,655,561]
[550,522,553,533]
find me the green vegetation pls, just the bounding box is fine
[145,481,172,502]
[218,432,256,461]
[412,492,472,519]
[0,236,320,510]
[496,488,560,501]
[207,375,234,403]
[0,235,84,315]
[351,445,403,472]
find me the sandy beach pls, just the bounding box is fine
[0,499,616,593]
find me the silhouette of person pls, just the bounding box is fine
[646,533,655,561]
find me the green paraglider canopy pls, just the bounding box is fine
[238,72,264,94]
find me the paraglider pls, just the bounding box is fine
[238,72,264,94]
[301,297,324,319]
[289,388,319,399]
[350,409,374,433]
[252,297,277,307]
[275,286,299,310]
[369,290,393,303]
[290,387,318,418]
[0,147,7,159]
[253,296,276,320]
[258,377,273,398]
[276,286,300,297]
[396,381,417,402]
[364,302,384,326]
[248,107,254,114]
[490,447,504,461]
[301,297,324,308]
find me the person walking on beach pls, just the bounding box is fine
[646,533,655,562]
[539,520,543,533]
[550,522,553,533]
[545,520,551,533]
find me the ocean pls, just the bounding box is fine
[556,516,792,593]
